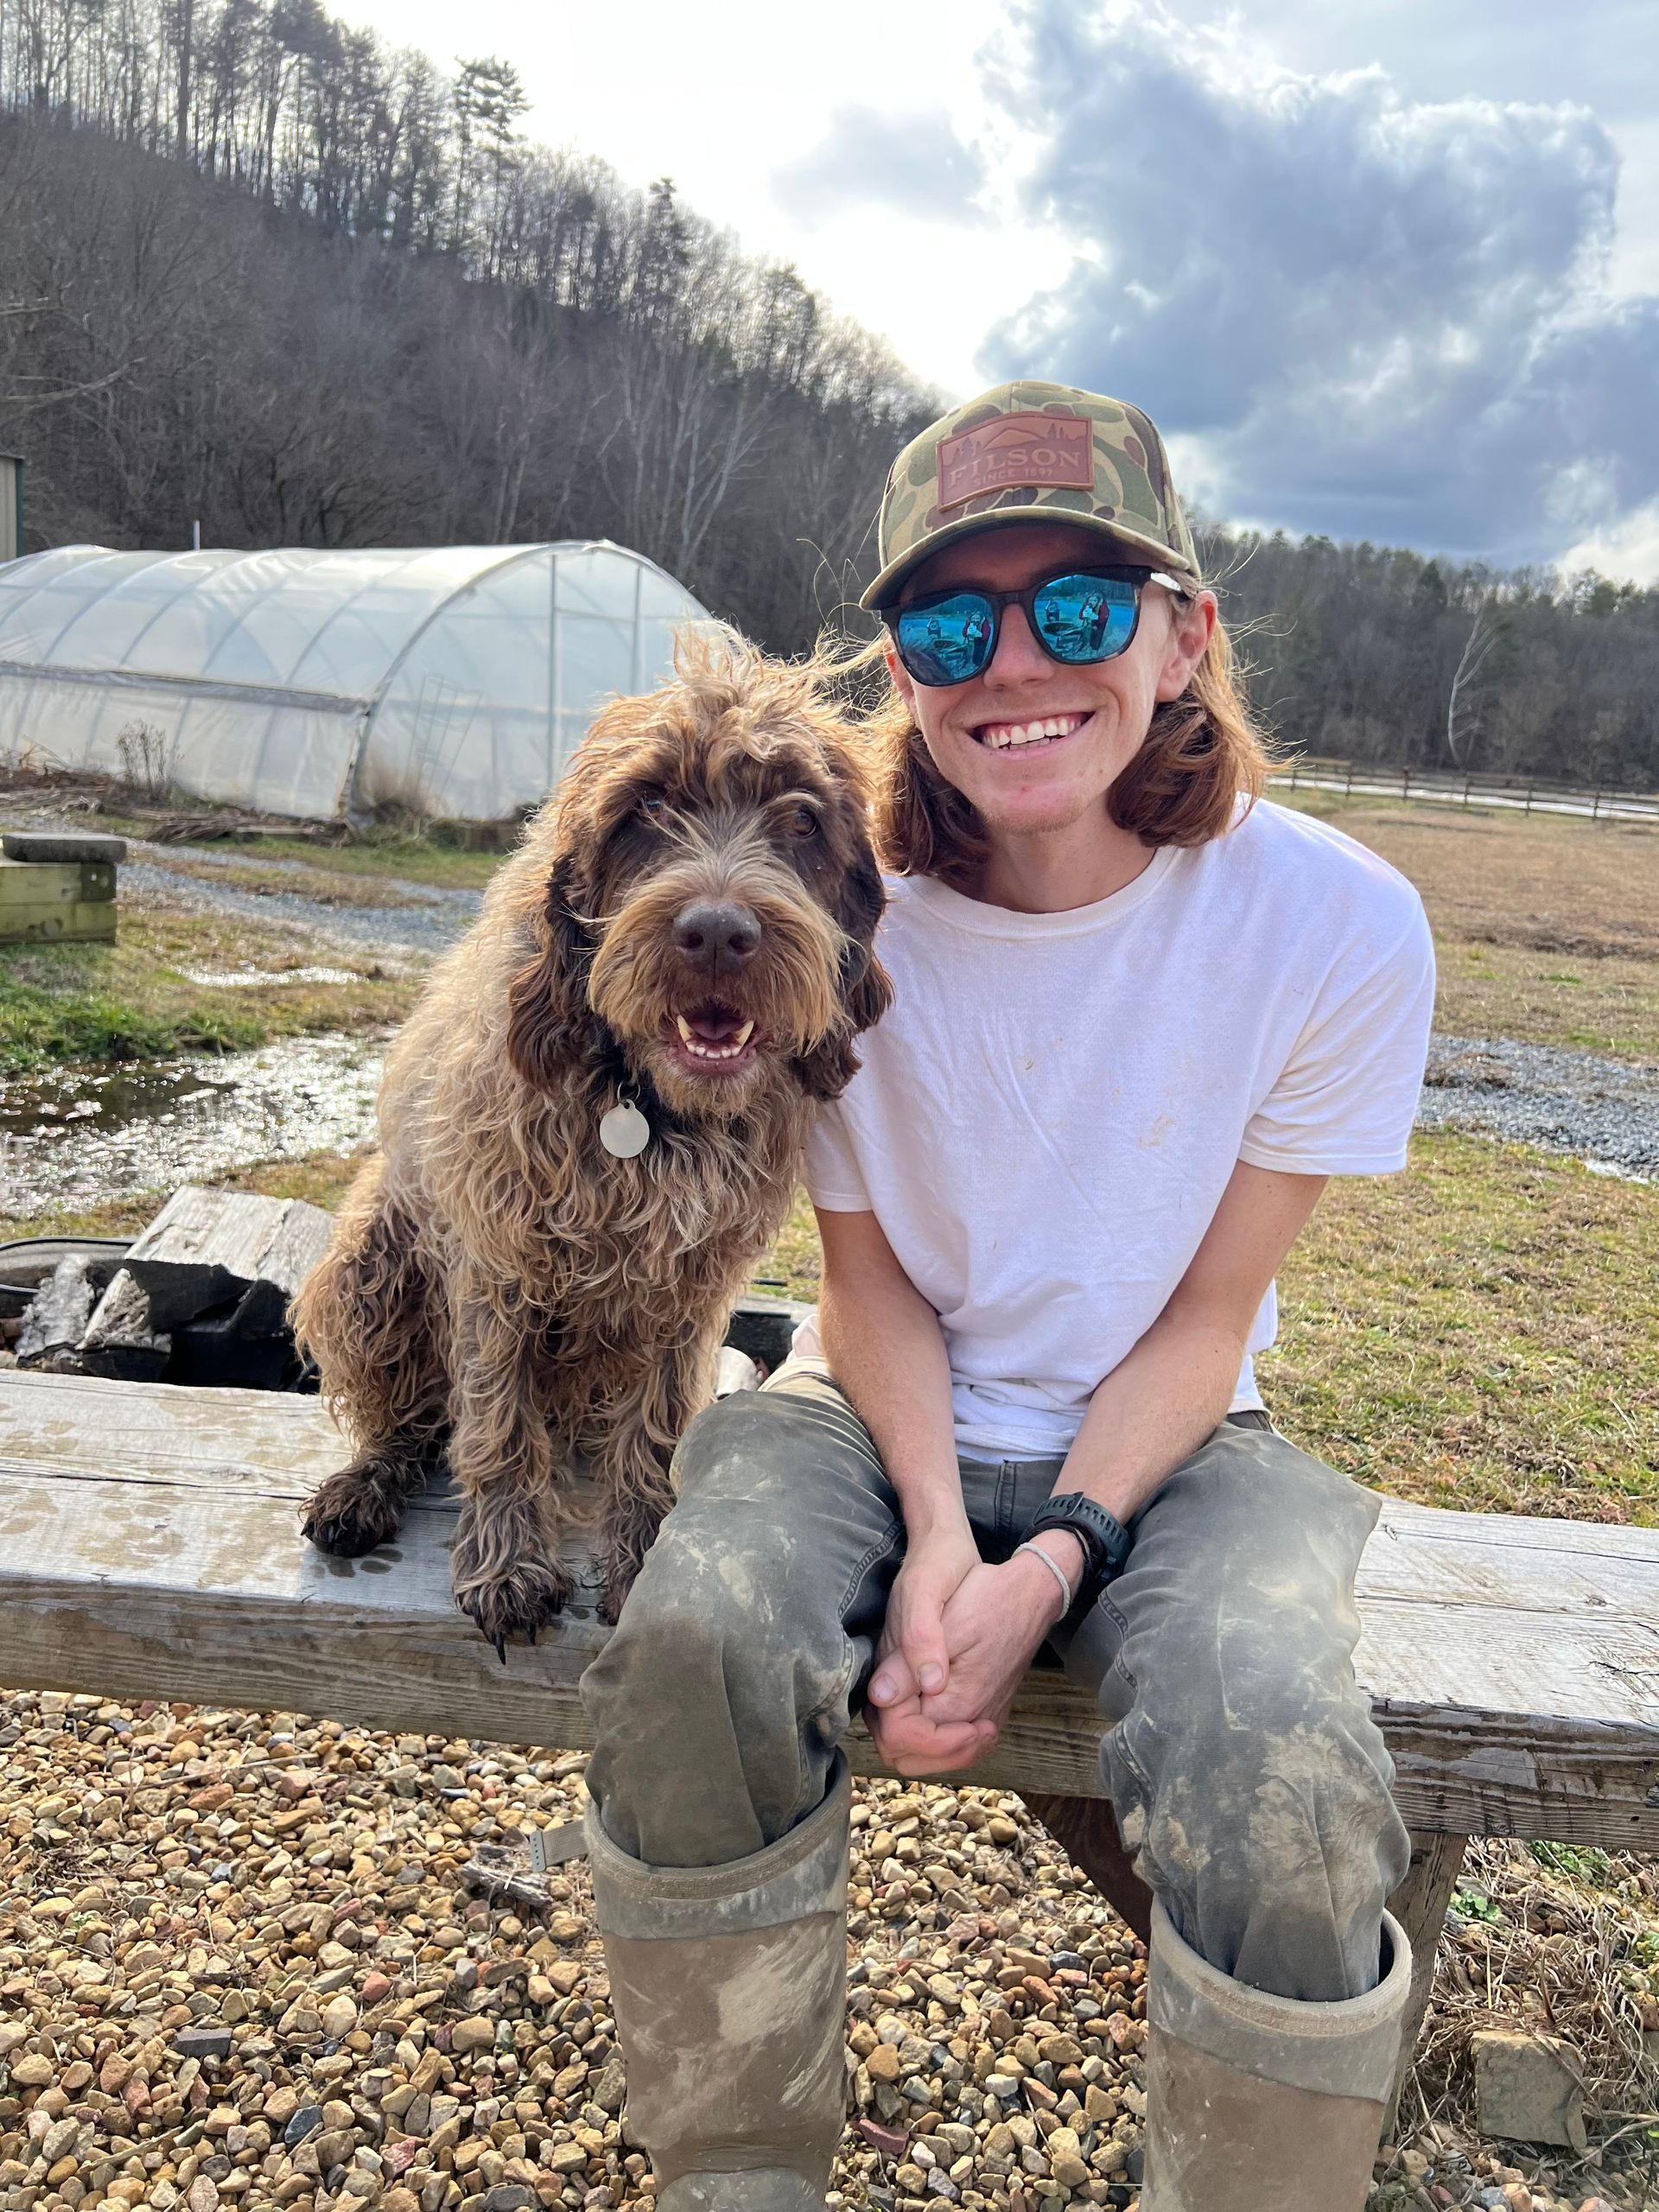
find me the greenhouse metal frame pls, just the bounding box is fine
[0,540,709,822]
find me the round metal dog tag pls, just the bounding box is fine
[599,1101,652,1158]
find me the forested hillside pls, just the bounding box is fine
[1198,527,1659,791]
[0,0,932,647]
[2,0,1657,785]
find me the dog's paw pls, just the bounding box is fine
[454,1560,573,1659]
[300,1463,407,1557]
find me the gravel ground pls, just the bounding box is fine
[0,1693,1645,2212]
[1420,1036,1659,1179]
[121,856,480,966]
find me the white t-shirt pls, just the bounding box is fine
[800,798,1435,1460]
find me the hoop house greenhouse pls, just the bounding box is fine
[0,542,709,822]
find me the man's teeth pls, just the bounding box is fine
[980,712,1088,750]
[673,1015,756,1061]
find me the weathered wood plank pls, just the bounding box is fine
[1,1374,1656,1843]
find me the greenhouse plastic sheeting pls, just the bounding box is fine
[0,541,710,821]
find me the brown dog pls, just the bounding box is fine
[293,636,890,1646]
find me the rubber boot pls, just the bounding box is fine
[1141,1897,1413,2212]
[584,1752,851,2212]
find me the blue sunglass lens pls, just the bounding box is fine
[1033,574,1139,664]
[894,592,996,685]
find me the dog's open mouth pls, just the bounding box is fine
[665,1000,760,1075]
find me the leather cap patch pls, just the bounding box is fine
[937,413,1093,510]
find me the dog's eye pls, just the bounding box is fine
[639,792,667,819]
[787,805,819,838]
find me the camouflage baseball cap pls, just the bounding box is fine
[861,379,1201,611]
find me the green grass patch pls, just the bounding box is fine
[140,840,501,900]
[1449,1885,1506,1924]
[238,831,505,891]
[1529,1840,1617,1887]
[0,908,421,1076]
[0,976,262,1070]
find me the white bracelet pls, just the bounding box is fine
[1014,1538,1077,1613]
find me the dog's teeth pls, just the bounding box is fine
[675,1016,753,1063]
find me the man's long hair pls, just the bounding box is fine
[862,613,1277,889]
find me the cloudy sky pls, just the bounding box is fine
[340,0,1659,582]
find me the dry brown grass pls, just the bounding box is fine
[0,1147,369,1245]
[1398,1837,1659,2209]
[1281,795,1659,1059]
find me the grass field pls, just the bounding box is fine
[1280,791,1659,1059]
[757,1132,1659,1528]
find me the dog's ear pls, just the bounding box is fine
[837,844,893,1028]
[793,846,893,1102]
[506,855,598,1090]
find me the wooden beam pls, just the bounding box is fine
[1,1373,1656,1847]
[1384,1831,1469,2140]
[1020,1792,1153,1942]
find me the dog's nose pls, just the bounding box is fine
[673,899,762,965]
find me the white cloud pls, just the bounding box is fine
[772,109,988,228]
[1560,499,1659,586]
[974,3,1659,574]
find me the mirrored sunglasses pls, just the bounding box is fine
[887,566,1188,689]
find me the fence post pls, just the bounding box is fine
[1346,762,1354,796]
[1402,766,1411,802]
[1592,789,1601,822]
[1525,785,1533,815]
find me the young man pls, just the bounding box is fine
[579,383,1435,2212]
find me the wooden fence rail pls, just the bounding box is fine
[1281,756,1659,823]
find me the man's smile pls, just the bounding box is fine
[969,709,1093,753]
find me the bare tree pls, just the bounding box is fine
[1445,594,1507,770]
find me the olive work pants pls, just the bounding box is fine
[579,1365,1412,2003]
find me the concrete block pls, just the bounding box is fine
[0,855,118,941]
[1471,2028,1587,2151]
[3,830,128,864]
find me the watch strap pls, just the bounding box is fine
[1027,1492,1132,1606]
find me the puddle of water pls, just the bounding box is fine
[1,1033,387,1214]
[178,966,362,988]
[0,1065,234,1141]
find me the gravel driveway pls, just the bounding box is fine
[122,848,482,963]
[1421,1034,1659,1180]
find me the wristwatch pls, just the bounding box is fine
[1027,1492,1133,1612]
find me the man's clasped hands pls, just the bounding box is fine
[864,1524,1087,1777]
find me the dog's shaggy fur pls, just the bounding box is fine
[293,637,891,1645]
